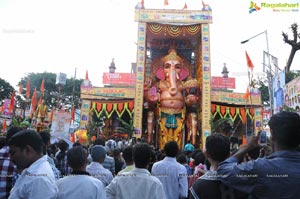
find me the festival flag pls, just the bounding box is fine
[164,0,168,6]
[244,87,250,101]
[31,88,37,113]
[85,70,89,80]
[70,133,75,143]
[242,135,247,145]
[71,105,75,120]
[40,79,45,96]
[2,119,6,135]
[19,83,23,95]
[141,0,144,8]
[38,97,43,105]
[26,79,30,99]
[8,91,15,112]
[245,51,254,71]
[183,2,187,9]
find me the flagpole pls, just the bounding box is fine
[241,30,273,118]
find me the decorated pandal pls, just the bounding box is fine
[133,8,213,149]
[211,89,263,137]
[144,48,200,149]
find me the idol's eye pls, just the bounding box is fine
[164,63,171,69]
[175,64,181,69]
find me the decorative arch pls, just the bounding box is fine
[211,104,256,123]
[90,100,134,119]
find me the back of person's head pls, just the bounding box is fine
[8,129,43,154]
[67,146,87,170]
[113,149,121,158]
[6,126,23,143]
[58,139,69,152]
[72,141,82,148]
[133,143,152,168]
[39,130,51,154]
[191,148,202,159]
[194,151,206,165]
[122,146,133,164]
[39,130,51,146]
[91,145,106,162]
[268,111,300,149]
[247,146,261,160]
[205,133,230,162]
[176,153,187,164]
[93,138,105,146]
[164,141,179,157]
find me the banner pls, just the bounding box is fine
[1,99,13,118]
[263,51,279,74]
[211,76,236,89]
[50,111,71,140]
[103,73,136,85]
[56,73,67,85]
[273,71,285,113]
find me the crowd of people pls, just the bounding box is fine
[0,111,300,199]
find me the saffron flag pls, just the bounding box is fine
[164,0,168,6]
[40,79,45,96]
[38,97,43,105]
[2,119,6,135]
[85,70,89,80]
[183,2,187,9]
[141,0,144,8]
[8,91,15,112]
[242,135,247,145]
[31,88,37,113]
[245,51,254,71]
[244,87,250,101]
[19,83,23,95]
[26,79,30,99]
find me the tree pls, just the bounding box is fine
[18,72,83,110]
[114,117,134,137]
[0,78,14,105]
[282,23,300,72]
[285,70,300,84]
[252,76,269,105]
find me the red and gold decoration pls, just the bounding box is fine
[211,104,255,125]
[90,100,134,119]
[148,24,201,37]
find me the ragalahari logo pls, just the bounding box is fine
[249,1,261,13]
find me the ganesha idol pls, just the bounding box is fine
[144,48,199,149]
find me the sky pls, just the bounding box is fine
[0,0,299,93]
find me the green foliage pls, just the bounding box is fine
[252,76,269,105]
[18,72,83,109]
[0,78,14,104]
[285,70,300,84]
[114,117,134,137]
[281,104,296,112]
[210,116,233,134]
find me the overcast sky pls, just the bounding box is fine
[0,0,299,93]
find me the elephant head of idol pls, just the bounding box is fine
[155,48,189,96]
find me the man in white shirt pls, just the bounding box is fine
[87,145,113,186]
[56,146,106,199]
[151,141,188,199]
[118,146,135,174]
[106,143,166,199]
[8,130,58,199]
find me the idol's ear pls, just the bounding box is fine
[179,67,189,80]
[155,67,165,80]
